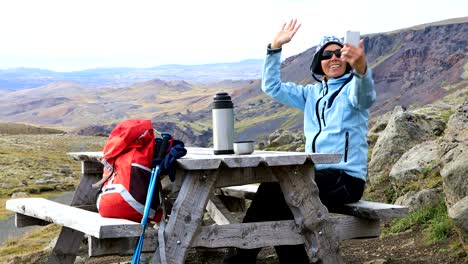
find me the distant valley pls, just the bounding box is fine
[0,59,263,90]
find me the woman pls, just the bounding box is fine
[224,19,376,263]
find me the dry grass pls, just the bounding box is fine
[0,224,61,263]
[0,123,64,135]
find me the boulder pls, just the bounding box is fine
[448,196,468,252]
[441,103,468,144]
[11,192,30,199]
[58,167,73,175]
[440,146,468,208]
[268,129,284,144]
[369,111,392,134]
[269,131,295,147]
[439,103,467,208]
[266,129,304,150]
[389,140,440,190]
[395,188,442,212]
[270,132,294,147]
[368,106,446,184]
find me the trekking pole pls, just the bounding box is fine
[132,134,171,264]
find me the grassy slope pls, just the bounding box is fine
[0,123,64,135]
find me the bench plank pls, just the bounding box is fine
[220,184,409,220]
[6,198,142,238]
[218,184,258,200]
[334,201,409,220]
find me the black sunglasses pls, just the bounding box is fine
[321,49,342,60]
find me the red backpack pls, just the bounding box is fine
[95,119,163,223]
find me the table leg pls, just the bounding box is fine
[48,161,102,264]
[273,164,344,264]
[152,170,218,264]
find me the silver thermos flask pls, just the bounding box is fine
[212,92,234,155]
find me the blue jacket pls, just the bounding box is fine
[262,51,376,181]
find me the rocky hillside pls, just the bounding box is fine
[280,17,467,114]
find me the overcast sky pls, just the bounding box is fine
[0,0,466,72]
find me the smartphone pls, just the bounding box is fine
[344,31,360,47]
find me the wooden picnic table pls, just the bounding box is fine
[6,147,407,264]
[70,147,343,263]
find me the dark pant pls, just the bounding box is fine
[223,169,365,264]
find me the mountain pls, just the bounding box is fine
[0,59,263,90]
[224,17,468,141]
[278,17,467,115]
[0,17,466,146]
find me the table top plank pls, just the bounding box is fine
[68,148,342,170]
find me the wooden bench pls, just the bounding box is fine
[5,198,153,257]
[6,186,408,257]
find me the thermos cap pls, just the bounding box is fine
[213,92,233,109]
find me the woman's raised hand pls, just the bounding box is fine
[271,19,301,49]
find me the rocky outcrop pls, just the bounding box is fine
[268,129,297,147]
[257,128,305,152]
[381,102,467,251]
[358,92,467,250]
[268,129,305,151]
[437,104,468,252]
[368,106,446,183]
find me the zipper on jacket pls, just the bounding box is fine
[312,81,328,152]
[344,131,349,162]
[321,101,327,127]
[327,74,354,108]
